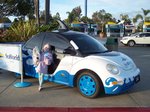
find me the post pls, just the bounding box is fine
[34,0,40,26]
[20,44,23,83]
[45,0,50,25]
[85,0,87,17]
[14,44,32,88]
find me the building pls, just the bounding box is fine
[143,22,150,32]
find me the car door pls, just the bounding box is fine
[22,33,45,77]
[135,33,146,44]
[42,33,75,83]
[144,33,150,44]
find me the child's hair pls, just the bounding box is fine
[42,43,51,52]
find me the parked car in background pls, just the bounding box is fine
[120,32,150,47]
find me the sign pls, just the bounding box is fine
[0,44,22,74]
[0,43,31,88]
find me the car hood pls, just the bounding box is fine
[122,36,135,39]
[88,51,135,70]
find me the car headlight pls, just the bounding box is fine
[122,38,128,40]
[106,64,119,75]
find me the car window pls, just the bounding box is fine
[145,33,150,37]
[131,33,139,36]
[42,33,71,50]
[23,33,45,50]
[139,33,146,37]
[63,33,108,55]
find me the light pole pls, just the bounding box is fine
[45,0,50,25]
[85,0,87,17]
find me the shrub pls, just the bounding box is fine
[2,20,38,42]
[1,19,59,42]
[39,20,59,32]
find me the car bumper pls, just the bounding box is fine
[120,39,128,45]
[104,68,140,94]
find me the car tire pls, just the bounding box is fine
[77,71,103,98]
[128,40,135,47]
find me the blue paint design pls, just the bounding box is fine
[105,77,117,86]
[104,77,134,94]
[23,51,75,87]
[52,70,74,87]
[79,75,96,96]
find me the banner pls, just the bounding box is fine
[0,44,22,74]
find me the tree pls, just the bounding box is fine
[137,21,143,32]
[132,17,137,26]
[141,8,150,21]
[17,0,34,17]
[135,14,143,21]
[39,10,52,24]
[0,0,34,18]
[66,6,82,25]
[92,9,113,32]
[0,17,11,23]
[66,12,75,24]
[72,6,82,21]
[39,11,45,23]
[120,14,131,25]
[145,17,150,22]
[81,16,89,23]
[53,12,61,20]
[134,8,150,23]
[0,0,17,17]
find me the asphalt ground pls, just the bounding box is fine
[0,42,150,107]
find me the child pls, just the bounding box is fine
[33,44,53,91]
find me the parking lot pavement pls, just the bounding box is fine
[0,45,150,107]
[119,45,150,106]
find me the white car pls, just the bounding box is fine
[120,32,150,47]
[22,30,140,98]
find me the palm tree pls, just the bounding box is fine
[72,6,82,21]
[135,14,143,21]
[66,12,75,24]
[120,14,131,25]
[141,8,150,21]
[132,17,137,32]
[66,6,82,24]
[134,8,150,23]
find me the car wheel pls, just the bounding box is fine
[77,71,103,98]
[128,40,135,47]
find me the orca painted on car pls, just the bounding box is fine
[22,20,140,98]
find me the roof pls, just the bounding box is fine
[144,22,150,25]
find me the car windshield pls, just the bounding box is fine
[63,32,108,55]
[129,33,139,36]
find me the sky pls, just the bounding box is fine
[39,0,150,20]
[8,0,150,21]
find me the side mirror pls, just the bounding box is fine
[63,48,76,56]
[128,34,131,36]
